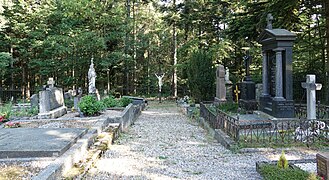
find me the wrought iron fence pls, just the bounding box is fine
[200,102,329,146]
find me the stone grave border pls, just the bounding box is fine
[0,102,145,179]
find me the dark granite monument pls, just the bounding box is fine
[258,14,296,118]
[239,47,257,111]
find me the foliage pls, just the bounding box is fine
[118,97,132,107]
[102,96,118,108]
[259,164,311,180]
[277,150,289,169]
[0,52,12,77]
[217,103,240,114]
[11,106,38,117]
[0,102,12,120]
[187,50,215,102]
[64,99,74,109]
[307,173,320,180]
[78,95,105,116]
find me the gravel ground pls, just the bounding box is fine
[86,101,318,180]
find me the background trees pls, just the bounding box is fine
[0,0,328,103]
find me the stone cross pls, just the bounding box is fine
[266,13,273,29]
[234,85,240,103]
[47,78,55,88]
[301,75,322,120]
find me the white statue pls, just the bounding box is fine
[88,58,97,94]
[155,73,165,92]
[225,67,230,82]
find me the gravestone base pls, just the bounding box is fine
[0,128,87,158]
[226,83,233,103]
[239,81,256,100]
[317,153,329,180]
[214,97,226,105]
[260,96,294,118]
[239,99,258,113]
[38,106,67,119]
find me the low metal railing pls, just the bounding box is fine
[200,102,329,146]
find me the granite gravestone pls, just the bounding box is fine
[0,128,87,158]
[239,51,257,111]
[258,14,296,118]
[215,65,226,104]
[38,78,67,119]
[30,93,39,108]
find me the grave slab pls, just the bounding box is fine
[0,128,87,158]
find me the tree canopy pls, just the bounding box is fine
[0,0,328,102]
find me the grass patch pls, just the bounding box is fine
[258,164,319,180]
[0,166,28,180]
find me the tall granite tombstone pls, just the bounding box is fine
[214,65,226,104]
[258,14,296,118]
[239,48,257,111]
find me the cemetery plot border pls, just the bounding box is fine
[200,102,329,147]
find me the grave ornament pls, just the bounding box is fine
[155,73,165,92]
[88,58,97,94]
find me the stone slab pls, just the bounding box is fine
[0,128,87,158]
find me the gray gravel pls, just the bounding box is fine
[87,102,269,179]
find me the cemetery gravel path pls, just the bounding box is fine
[86,101,314,180]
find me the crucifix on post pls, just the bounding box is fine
[155,73,165,103]
[301,75,322,120]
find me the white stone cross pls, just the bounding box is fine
[47,78,55,88]
[301,75,322,120]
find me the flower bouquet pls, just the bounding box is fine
[4,121,21,128]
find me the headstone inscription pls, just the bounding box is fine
[301,75,322,120]
[317,153,329,180]
[214,65,226,104]
[258,14,296,118]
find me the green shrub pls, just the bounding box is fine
[102,96,118,108]
[64,99,74,108]
[277,150,289,169]
[259,164,310,180]
[118,97,132,107]
[78,95,105,116]
[0,102,12,120]
[187,50,215,102]
[218,103,239,113]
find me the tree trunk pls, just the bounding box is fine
[172,0,178,97]
[325,0,329,103]
[124,0,131,95]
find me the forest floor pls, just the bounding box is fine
[86,101,317,180]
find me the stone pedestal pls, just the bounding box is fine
[226,82,233,103]
[239,81,258,111]
[259,96,294,118]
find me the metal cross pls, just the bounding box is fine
[234,85,240,103]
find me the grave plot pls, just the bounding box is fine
[0,128,87,158]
